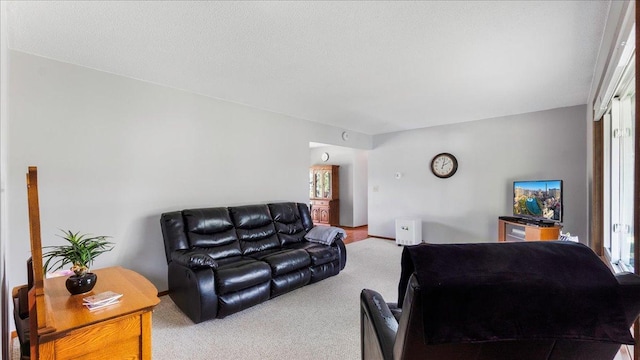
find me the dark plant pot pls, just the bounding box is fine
[65,273,97,295]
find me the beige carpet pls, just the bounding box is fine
[152,238,402,360]
[10,238,402,359]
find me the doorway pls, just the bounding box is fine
[309,142,368,228]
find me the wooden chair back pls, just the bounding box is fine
[26,166,54,358]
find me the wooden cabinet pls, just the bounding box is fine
[498,219,562,242]
[310,165,340,226]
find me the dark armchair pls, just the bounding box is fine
[12,258,33,360]
[361,242,640,360]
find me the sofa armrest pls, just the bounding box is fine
[361,289,398,360]
[333,238,347,270]
[616,272,640,326]
[168,261,218,323]
[615,272,640,286]
[171,250,219,269]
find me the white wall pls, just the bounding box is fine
[309,145,368,227]
[369,105,588,243]
[0,1,9,357]
[353,150,369,226]
[7,50,372,295]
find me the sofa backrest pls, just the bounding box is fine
[297,203,314,232]
[229,204,280,255]
[269,202,307,245]
[161,202,316,263]
[183,207,242,260]
[393,274,623,360]
[160,211,190,263]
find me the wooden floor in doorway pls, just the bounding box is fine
[343,225,369,244]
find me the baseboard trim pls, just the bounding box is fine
[369,234,395,241]
[158,290,169,297]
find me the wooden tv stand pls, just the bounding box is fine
[498,218,562,242]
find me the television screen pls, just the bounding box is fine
[513,180,563,222]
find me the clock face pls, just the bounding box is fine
[431,153,458,178]
[321,152,330,162]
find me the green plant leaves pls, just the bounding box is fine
[42,229,114,275]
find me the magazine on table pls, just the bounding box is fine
[83,291,123,311]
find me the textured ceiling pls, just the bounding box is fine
[6,1,610,135]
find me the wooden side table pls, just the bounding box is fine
[37,266,160,359]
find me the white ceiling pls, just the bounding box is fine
[6,1,610,135]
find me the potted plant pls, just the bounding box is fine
[42,230,114,294]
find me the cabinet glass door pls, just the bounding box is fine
[323,171,331,198]
[315,171,323,198]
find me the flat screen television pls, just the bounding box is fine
[513,180,563,222]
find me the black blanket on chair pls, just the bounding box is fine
[399,241,634,345]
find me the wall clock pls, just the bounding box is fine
[430,153,458,178]
[321,152,330,162]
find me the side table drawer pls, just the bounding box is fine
[51,312,142,359]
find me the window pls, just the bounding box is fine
[604,55,635,272]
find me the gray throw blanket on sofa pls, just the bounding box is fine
[305,226,346,245]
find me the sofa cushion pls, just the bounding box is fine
[215,259,272,294]
[285,242,319,251]
[230,204,272,228]
[251,249,311,276]
[160,211,191,263]
[297,203,314,232]
[230,205,280,255]
[214,255,253,267]
[217,282,271,318]
[269,202,300,223]
[183,208,241,259]
[271,269,311,297]
[277,230,306,246]
[309,260,340,283]
[269,202,307,245]
[284,242,339,266]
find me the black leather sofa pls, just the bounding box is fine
[161,202,347,323]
